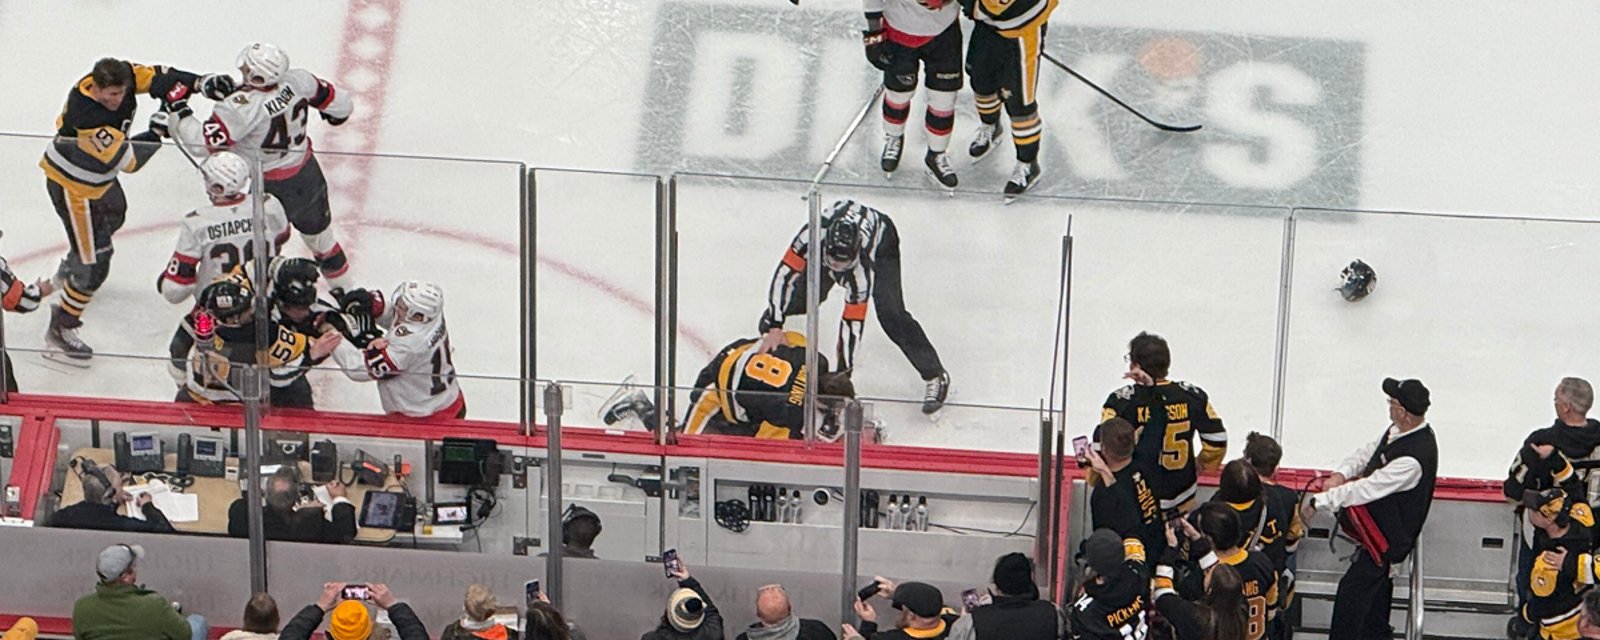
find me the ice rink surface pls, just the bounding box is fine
[1,0,1599,478]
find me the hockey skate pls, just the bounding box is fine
[880,134,904,177]
[43,305,93,367]
[922,372,950,414]
[1002,160,1041,204]
[968,121,1004,162]
[923,150,958,191]
[601,384,659,431]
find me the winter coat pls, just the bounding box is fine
[71,582,193,640]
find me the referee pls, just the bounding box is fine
[1302,378,1438,640]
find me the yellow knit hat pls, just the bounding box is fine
[1,617,38,640]
[329,600,373,640]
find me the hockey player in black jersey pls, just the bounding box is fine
[169,274,339,408]
[959,0,1057,198]
[757,199,949,413]
[41,58,231,361]
[1100,332,1226,514]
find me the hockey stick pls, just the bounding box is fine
[1040,51,1202,133]
[803,85,887,199]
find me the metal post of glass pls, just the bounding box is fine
[544,382,566,605]
[840,400,863,622]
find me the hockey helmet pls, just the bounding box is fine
[1338,259,1377,302]
[391,281,444,325]
[271,258,320,307]
[823,202,865,272]
[200,279,253,325]
[201,152,252,201]
[237,43,289,89]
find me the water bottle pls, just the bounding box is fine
[913,496,928,532]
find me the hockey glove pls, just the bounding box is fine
[862,30,891,71]
[163,83,193,119]
[338,288,385,318]
[325,311,383,349]
[148,112,173,139]
[200,73,237,101]
[320,111,349,127]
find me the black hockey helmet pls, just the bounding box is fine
[823,202,864,272]
[1338,259,1377,302]
[200,279,253,325]
[272,257,320,307]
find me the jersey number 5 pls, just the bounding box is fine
[1161,420,1191,471]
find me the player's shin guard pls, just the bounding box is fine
[1009,106,1042,163]
[882,89,913,137]
[924,90,956,154]
[975,93,1002,126]
[303,231,353,290]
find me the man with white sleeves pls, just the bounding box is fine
[331,281,465,419]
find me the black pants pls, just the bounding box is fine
[779,218,944,380]
[1329,551,1395,640]
[4,351,16,393]
[966,21,1047,162]
[265,156,334,235]
[48,179,126,300]
[883,21,964,93]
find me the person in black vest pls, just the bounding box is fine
[1301,377,1437,640]
[946,552,1064,640]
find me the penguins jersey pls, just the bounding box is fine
[179,313,317,404]
[760,201,886,373]
[1069,538,1149,640]
[1100,380,1227,511]
[331,316,460,418]
[683,332,826,440]
[42,61,200,198]
[1196,548,1279,640]
[176,68,353,177]
[1,256,44,313]
[959,0,1057,35]
[159,196,291,304]
[864,0,958,42]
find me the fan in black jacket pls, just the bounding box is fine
[226,468,356,544]
[280,582,427,640]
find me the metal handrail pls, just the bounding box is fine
[1408,542,1425,640]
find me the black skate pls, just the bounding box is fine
[44,305,93,367]
[924,150,957,191]
[968,121,1004,162]
[1002,160,1041,204]
[602,389,659,431]
[922,372,950,414]
[880,134,903,177]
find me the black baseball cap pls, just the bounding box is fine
[1383,378,1430,416]
[890,582,944,618]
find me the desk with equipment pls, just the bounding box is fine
[58,431,408,544]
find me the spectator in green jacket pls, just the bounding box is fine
[72,544,207,640]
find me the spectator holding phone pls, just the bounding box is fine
[280,583,427,640]
[220,593,282,640]
[1087,417,1166,561]
[642,559,723,640]
[734,584,835,640]
[441,584,519,640]
[525,589,588,640]
[853,578,958,639]
[1152,517,1249,640]
[947,553,1064,640]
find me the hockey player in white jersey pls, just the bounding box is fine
[166,42,356,289]
[863,0,963,188]
[157,151,290,304]
[331,281,466,419]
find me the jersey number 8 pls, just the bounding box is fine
[744,353,793,388]
[1245,595,1266,640]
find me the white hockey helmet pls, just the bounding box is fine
[201,151,253,200]
[237,42,289,89]
[391,281,444,325]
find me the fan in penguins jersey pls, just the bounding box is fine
[330,281,466,420]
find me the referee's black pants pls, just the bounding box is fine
[1329,551,1395,640]
[4,352,16,393]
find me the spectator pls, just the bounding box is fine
[1066,529,1148,640]
[1210,459,1266,551]
[2,617,38,640]
[853,580,957,639]
[1099,332,1227,515]
[1185,503,1277,639]
[1301,378,1438,640]
[643,559,723,640]
[1506,377,1600,638]
[72,543,207,640]
[1517,489,1595,640]
[227,467,356,543]
[562,505,602,559]
[1581,589,1600,638]
[1151,532,1248,640]
[948,553,1064,640]
[52,459,175,533]
[221,593,282,640]
[1242,432,1303,640]
[441,584,519,640]
[1087,417,1166,560]
[280,582,427,640]
[734,584,835,640]
[525,595,587,640]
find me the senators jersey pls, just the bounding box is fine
[960,0,1057,35]
[683,332,827,440]
[1101,380,1227,511]
[42,61,199,198]
[864,0,958,44]
[1068,538,1149,640]
[1,256,44,314]
[332,316,459,418]
[159,197,291,304]
[176,68,353,178]
[760,200,885,374]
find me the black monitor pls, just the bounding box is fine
[437,438,501,487]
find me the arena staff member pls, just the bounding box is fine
[1301,378,1438,640]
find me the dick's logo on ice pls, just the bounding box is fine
[638,3,1364,207]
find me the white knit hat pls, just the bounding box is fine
[668,588,705,632]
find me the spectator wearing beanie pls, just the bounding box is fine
[853,579,958,639]
[948,553,1063,640]
[2,617,38,640]
[72,543,207,640]
[735,584,835,640]
[441,584,520,640]
[1066,529,1148,640]
[220,593,283,640]
[643,559,723,640]
[280,582,427,640]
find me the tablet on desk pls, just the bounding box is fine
[360,491,407,530]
